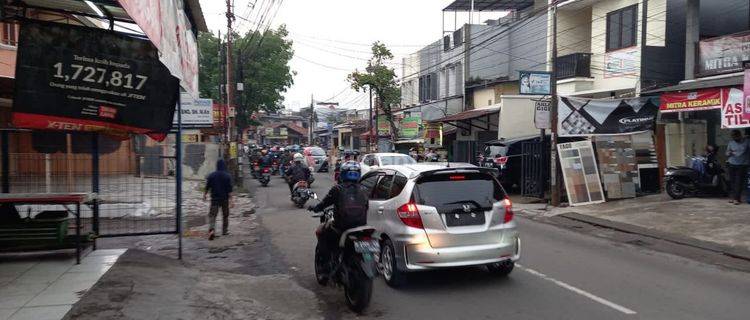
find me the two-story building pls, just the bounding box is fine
[400,0,551,162]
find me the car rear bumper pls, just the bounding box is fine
[395,232,520,271]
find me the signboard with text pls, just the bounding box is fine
[377,115,391,136]
[173,93,213,128]
[659,88,723,113]
[697,31,750,77]
[519,71,551,95]
[12,21,179,139]
[534,99,551,129]
[399,116,422,139]
[744,66,750,120]
[721,87,750,129]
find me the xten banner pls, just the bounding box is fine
[557,96,659,136]
[12,20,179,139]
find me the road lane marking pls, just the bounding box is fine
[517,264,637,315]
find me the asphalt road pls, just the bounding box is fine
[248,171,750,320]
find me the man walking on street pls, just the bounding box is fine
[204,159,233,240]
[726,130,749,205]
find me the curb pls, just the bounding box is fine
[558,212,750,262]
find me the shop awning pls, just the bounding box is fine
[644,74,744,94]
[430,107,499,133]
[430,107,500,123]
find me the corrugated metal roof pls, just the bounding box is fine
[443,0,534,11]
[643,74,744,94]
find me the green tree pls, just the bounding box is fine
[347,42,401,140]
[198,26,295,130]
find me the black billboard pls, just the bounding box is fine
[12,20,179,139]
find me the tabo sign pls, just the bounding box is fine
[534,99,551,129]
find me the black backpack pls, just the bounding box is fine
[336,183,368,229]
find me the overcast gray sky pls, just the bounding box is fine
[200,0,503,111]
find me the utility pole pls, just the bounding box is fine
[309,94,314,145]
[368,87,373,152]
[226,0,235,149]
[549,3,561,206]
[225,0,240,183]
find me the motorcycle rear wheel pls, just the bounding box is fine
[344,267,373,314]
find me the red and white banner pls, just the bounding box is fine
[117,0,199,98]
[659,88,723,113]
[744,68,750,120]
[721,87,750,129]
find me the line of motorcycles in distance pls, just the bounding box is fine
[249,159,316,208]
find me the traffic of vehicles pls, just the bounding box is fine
[246,144,519,313]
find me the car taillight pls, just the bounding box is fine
[397,202,423,229]
[262,168,269,173]
[495,156,508,165]
[502,197,513,223]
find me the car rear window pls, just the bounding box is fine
[414,172,505,211]
[484,145,508,157]
[380,155,416,165]
[309,147,326,156]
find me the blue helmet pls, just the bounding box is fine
[340,161,361,182]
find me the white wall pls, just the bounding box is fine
[589,0,643,93]
[497,96,541,140]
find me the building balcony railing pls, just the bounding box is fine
[556,53,591,80]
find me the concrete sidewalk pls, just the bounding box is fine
[516,194,750,258]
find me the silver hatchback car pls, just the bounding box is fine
[360,163,520,287]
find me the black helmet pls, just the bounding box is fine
[340,161,361,182]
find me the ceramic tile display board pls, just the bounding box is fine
[557,140,605,206]
[593,135,638,199]
[631,132,657,165]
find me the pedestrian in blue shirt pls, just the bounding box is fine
[203,159,233,240]
[725,130,749,205]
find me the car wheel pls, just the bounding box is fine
[381,239,406,287]
[486,260,514,277]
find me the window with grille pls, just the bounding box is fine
[1,23,17,46]
[606,5,637,52]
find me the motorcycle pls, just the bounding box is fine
[312,206,379,314]
[665,156,727,199]
[291,181,314,208]
[251,160,261,179]
[259,167,271,187]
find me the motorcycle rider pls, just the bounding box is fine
[307,161,369,279]
[285,153,312,194]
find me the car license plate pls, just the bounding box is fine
[445,212,486,227]
[354,240,380,253]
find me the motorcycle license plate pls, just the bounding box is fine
[354,240,380,253]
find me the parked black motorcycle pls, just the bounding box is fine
[312,207,379,314]
[665,156,727,199]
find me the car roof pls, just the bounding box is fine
[378,162,479,178]
[364,153,409,157]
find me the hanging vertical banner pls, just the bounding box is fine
[744,67,750,120]
[12,20,179,138]
[118,0,199,98]
[558,96,659,136]
[721,87,750,128]
[534,99,551,129]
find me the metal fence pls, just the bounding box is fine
[521,140,548,198]
[1,131,178,237]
